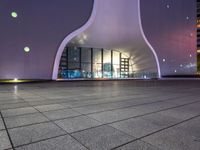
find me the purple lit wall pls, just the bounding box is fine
[0,0,93,79]
[141,0,197,75]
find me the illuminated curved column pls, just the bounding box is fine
[138,0,161,78]
[52,0,161,79]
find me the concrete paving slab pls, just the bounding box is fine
[0,102,30,110]
[142,126,200,150]
[8,122,66,147]
[115,140,160,150]
[15,135,87,150]
[72,125,134,150]
[110,117,162,138]
[43,108,80,120]
[55,115,102,133]
[0,130,12,149]
[0,80,200,149]
[4,113,49,128]
[34,104,66,112]
[0,117,5,130]
[2,107,38,117]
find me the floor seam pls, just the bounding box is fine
[0,111,15,150]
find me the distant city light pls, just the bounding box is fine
[11,12,18,18]
[24,47,30,53]
[14,78,18,82]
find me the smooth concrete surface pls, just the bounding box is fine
[0,80,200,150]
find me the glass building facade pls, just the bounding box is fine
[58,47,133,79]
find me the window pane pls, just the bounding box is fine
[113,64,120,78]
[93,48,102,63]
[81,48,91,63]
[113,51,120,65]
[93,63,102,78]
[103,49,111,78]
[103,49,111,64]
[81,62,92,78]
[68,47,80,62]
[68,63,80,69]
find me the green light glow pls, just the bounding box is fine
[11,12,18,18]
[24,47,30,53]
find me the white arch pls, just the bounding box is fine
[52,0,98,80]
[52,0,161,80]
[138,0,161,78]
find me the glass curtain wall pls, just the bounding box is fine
[58,47,131,79]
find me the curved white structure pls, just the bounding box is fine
[53,0,161,79]
[138,0,161,78]
[0,0,196,80]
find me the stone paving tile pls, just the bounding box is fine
[60,95,142,108]
[0,99,24,105]
[72,125,134,150]
[142,126,200,150]
[110,117,163,138]
[140,112,180,127]
[132,101,177,114]
[172,117,200,140]
[72,101,133,114]
[34,104,66,112]
[0,130,12,149]
[0,95,19,101]
[73,95,182,115]
[115,140,160,150]
[22,97,49,102]
[4,113,49,128]
[28,99,67,106]
[87,107,142,123]
[87,101,189,124]
[15,135,87,150]
[1,80,200,150]
[0,117,5,130]
[43,108,81,120]
[2,107,38,117]
[0,102,30,110]
[8,122,66,147]
[157,103,200,121]
[55,115,102,133]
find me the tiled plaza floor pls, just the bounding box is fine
[0,80,200,150]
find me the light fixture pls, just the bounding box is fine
[24,47,30,53]
[11,12,18,18]
[14,78,18,82]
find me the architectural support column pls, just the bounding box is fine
[91,48,93,78]
[101,49,104,78]
[111,50,113,78]
[66,47,69,78]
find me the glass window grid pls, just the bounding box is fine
[59,46,131,79]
